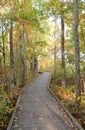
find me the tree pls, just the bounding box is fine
[20,25,26,87]
[61,16,66,88]
[53,17,57,77]
[60,1,67,88]
[74,0,81,111]
[9,21,15,94]
[2,26,7,87]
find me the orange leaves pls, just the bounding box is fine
[51,85,75,102]
[83,41,85,46]
[0,2,2,6]
[19,19,24,24]
[19,19,25,25]
[19,42,23,47]
[55,87,65,96]
[24,25,32,34]
[13,88,20,98]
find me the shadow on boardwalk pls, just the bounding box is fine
[11,72,75,130]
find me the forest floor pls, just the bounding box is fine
[51,79,85,130]
[8,72,78,130]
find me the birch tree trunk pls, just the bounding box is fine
[61,17,66,87]
[74,0,81,111]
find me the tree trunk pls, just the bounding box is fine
[61,17,66,87]
[82,75,85,93]
[20,27,26,87]
[15,41,19,89]
[54,46,57,77]
[74,0,81,111]
[9,21,15,94]
[54,18,57,77]
[2,27,7,87]
[34,57,38,73]
[30,56,35,73]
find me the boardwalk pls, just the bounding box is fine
[11,72,74,130]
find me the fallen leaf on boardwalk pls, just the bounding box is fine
[39,117,43,120]
[64,114,67,118]
[12,124,18,128]
[19,128,22,130]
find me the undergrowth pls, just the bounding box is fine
[0,87,19,130]
[51,79,85,129]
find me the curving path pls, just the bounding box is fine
[11,72,75,130]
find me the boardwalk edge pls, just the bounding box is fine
[48,86,84,130]
[7,85,27,130]
[7,73,40,130]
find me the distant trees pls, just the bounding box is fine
[46,0,66,87]
[0,0,48,95]
[44,0,85,110]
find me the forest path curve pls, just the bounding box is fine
[11,72,75,130]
